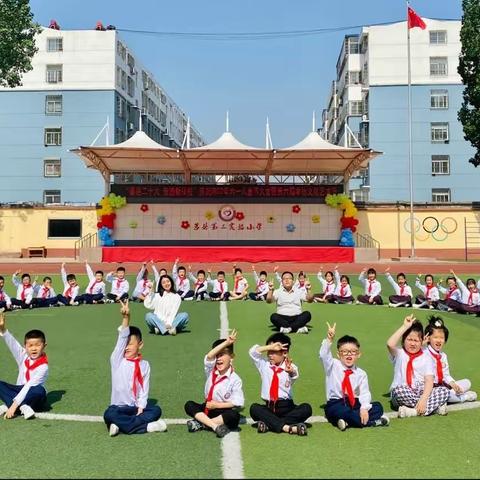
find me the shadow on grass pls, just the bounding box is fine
[44,390,66,411]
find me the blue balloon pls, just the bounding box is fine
[99,226,115,246]
[339,228,355,247]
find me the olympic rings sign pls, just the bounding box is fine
[403,216,457,242]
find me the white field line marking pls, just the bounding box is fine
[219,301,245,480]
[35,401,480,425]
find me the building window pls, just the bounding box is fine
[430,89,448,109]
[432,188,451,203]
[46,64,63,83]
[430,30,447,45]
[116,95,126,119]
[45,95,63,115]
[44,158,61,177]
[116,41,126,61]
[48,219,81,238]
[44,190,61,205]
[127,76,135,97]
[347,71,361,84]
[430,57,448,76]
[121,70,126,90]
[431,155,450,175]
[47,37,63,52]
[349,101,363,115]
[431,123,449,143]
[44,128,62,146]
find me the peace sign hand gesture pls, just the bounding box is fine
[326,321,336,341]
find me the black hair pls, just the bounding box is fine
[66,274,76,282]
[128,326,143,342]
[157,274,176,296]
[95,270,104,276]
[259,270,267,277]
[177,265,186,273]
[43,276,52,282]
[217,271,225,276]
[445,276,456,283]
[211,338,234,355]
[24,329,46,343]
[281,271,294,279]
[197,269,206,276]
[117,267,126,273]
[425,315,449,342]
[142,269,149,277]
[466,278,477,288]
[266,332,291,351]
[337,335,360,350]
[367,268,377,276]
[402,320,424,344]
[159,268,167,275]
[340,274,350,284]
[325,270,334,279]
[425,274,434,282]
[234,268,243,275]
[298,271,305,277]
[0,276,4,281]
[397,272,407,281]
[21,273,31,281]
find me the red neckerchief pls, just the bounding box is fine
[368,280,375,294]
[116,278,124,290]
[428,346,443,385]
[88,279,102,294]
[399,284,405,296]
[340,284,347,297]
[24,354,48,381]
[403,348,424,387]
[41,287,50,298]
[425,284,435,300]
[256,279,266,292]
[21,284,32,301]
[126,355,144,398]
[342,369,355,407]
[218,280,224,293]
[325,281,334,294]
[204,367,231,414]
[445,287,457,300]
[234,276,243,292]
[468,289,478,306]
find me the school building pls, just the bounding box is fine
[321,18,477,203]
[0,25,204,205]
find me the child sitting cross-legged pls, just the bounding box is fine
[184,329,244,438]
[249,333,312,435]
[319,321,389,431]
[103,300,167,436]
[0,310,48,420]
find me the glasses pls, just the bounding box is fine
[339,349,359,356]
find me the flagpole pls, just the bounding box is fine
[407,0,415,258]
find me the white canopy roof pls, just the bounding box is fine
[192,131,260,151]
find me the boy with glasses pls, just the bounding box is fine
[319,322,389,431]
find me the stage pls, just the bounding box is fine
[101,246,354,263]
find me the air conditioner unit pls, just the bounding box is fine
[128,122,134,130]
[362,114,369,122]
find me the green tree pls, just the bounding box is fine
[0,0,41,88]
[458,0,480,167]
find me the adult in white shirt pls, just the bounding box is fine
[144,275,189,336]
[266,271,314,334]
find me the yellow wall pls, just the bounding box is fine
[0,207,97,253]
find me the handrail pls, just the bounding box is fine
[355,232,381,258]
[74,232,98,260]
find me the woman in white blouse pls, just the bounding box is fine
[144,275,189,336]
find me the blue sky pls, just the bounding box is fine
[30,0,462,147]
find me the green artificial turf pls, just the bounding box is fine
[0,278,479,478]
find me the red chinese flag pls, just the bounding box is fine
[408,6,426,29]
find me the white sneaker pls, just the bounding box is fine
[337,419,347,431]
[429,305,435,310]
[388,303,395,308]
[412,303,421,309]
[109,423,120,436]
[355,300,360,305]
[153,327,160,335]
[71,301,79,306]
[0,307,4,314]
[105,299,115,304]
[435,403,448,416]
[296,326,309,334]
[279,327,292,334]
[463,391,477,402]
[398,405,418,418]
[168,327,177,336]
[0,404,8,415]
[19,404,35,420]
[147,419,167,433]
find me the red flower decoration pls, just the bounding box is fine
[292,204,301,214]
[181,220,190,230]
[140,204,149,213]
[235,211,245,221]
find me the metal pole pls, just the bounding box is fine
[407,0,415,257]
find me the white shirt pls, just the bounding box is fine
[249,345,298,401]
[253,272,270,297]
[110,326,150,409]
[319,339,372,410]
[317,273,336,295]
[0,331,48,405]
[425,345,455,385]
[389,347,435,390]
[438,284,462,302]
[232,276,248,294]
[106,274,130,297]
[189,273,208,295]
[144,291,182,325]
[272,287,306,316]
[133,265,152,298]
[172,263,191,294]
[34,285,56,299]
[60,267,80,299]
[385,274,413,297]
[203,356,244,407]
[12,275,34,304]
[333,282,352,298]
[415,279,440,301]
[359,273,382,297]
[208,278,229,295]
[0,288,12,306]
[455,276,480,305]
[84,264,106,295]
